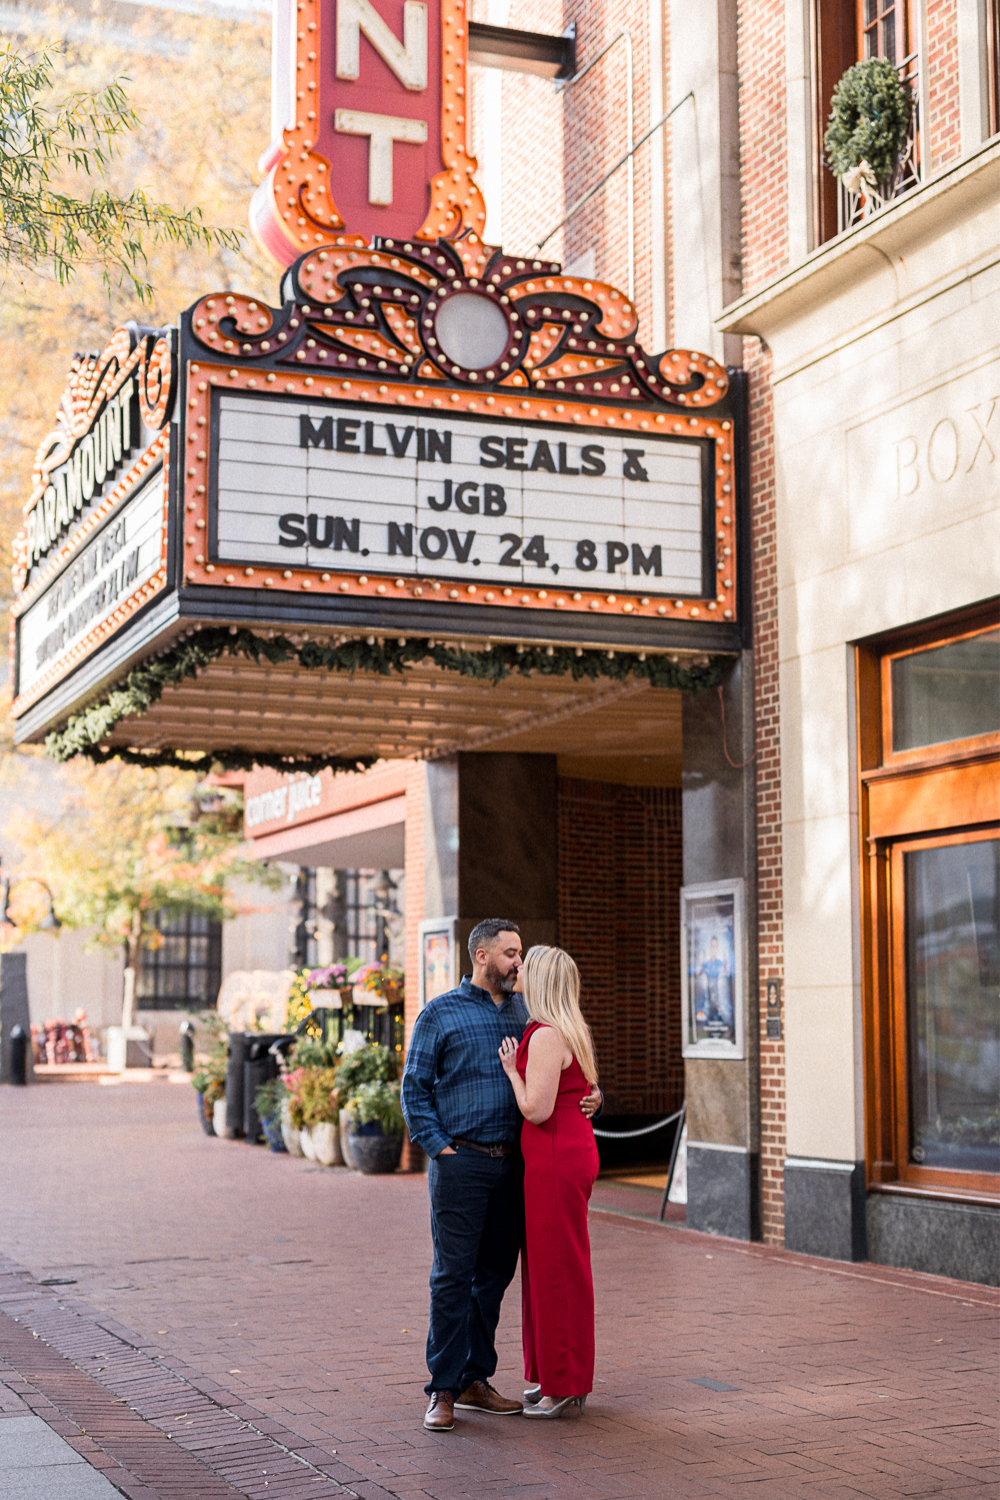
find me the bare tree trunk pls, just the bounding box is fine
[121,965,136,1031]
[122,910,144,1029]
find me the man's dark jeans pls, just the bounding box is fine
[425,1144,524,1397]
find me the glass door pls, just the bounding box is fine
[890,831,1000,1194]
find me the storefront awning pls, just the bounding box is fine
[247,792,406,867]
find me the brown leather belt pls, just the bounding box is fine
[453,1137,514,1158]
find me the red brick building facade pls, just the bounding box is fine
[231,0,997,1280]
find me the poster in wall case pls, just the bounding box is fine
[681,879,745,1059]
[418,917,458,1010]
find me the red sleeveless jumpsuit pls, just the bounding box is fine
[516,1021,600,1397]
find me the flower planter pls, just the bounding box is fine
[349,1122,403,1175]
[212,1098,228,1138]
[310,1120,344,1167]
[196,1092,215,1136]
[339,1107,358,1170]
[299,1126,317,1160]
[260,1115,286,1153]
[281,1099,304,1157]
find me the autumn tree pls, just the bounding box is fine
[0,7,273,632]
[4,758,267,1022]
[0,41,239,299]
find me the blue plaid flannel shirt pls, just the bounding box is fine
[401,976,529,1159]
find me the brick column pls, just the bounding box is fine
[746,337,785,1245]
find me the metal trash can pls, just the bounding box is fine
[243,1035,286,1143]
[226,1033,290,1140]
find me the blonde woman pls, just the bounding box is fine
[498,945,600,1419]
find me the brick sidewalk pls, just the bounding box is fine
[0,1082,996,1500]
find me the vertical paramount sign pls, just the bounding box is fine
[180,0,741,632]
[251,0,481,266]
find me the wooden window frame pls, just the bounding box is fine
[989,0,1000,138]
[857,599,1000,1207]
[813,0,857,245]
[813,0,918,245]
[857,0,911,66]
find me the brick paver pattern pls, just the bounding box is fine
[1,1081,997,1500]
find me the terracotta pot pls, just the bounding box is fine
[349,1122,403,1175]
[300,1126,317,1160]
[281,1099,304,1157]
[310,1120,343,1167]
[339,1106,358,1170]
[212,1098,227,1138]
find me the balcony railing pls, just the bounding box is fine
[837,52,922,234]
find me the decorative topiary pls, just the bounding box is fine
[824,58,910,189]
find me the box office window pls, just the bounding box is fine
[858,605,1000,1202]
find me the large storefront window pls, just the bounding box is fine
[859,605,1000,1202]
[902,836,999,1176]
[291,868,405,1053]
[138,909,223,1009]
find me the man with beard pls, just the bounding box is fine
[401,918,600,1432]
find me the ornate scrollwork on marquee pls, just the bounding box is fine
[189,240,729,410]
[12,324,176,593]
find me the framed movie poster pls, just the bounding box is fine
[681,879,745,1058]
[418,917,458,1010]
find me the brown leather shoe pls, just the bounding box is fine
[456,1380,523,1414]
[424,1391,456,1431]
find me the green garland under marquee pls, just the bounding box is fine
[824,58,910,187]
[43,626,732,773]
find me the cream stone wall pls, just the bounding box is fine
[721,141,1000,1166]
[222,872,297,978]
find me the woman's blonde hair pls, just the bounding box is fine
[521,945,598,1084]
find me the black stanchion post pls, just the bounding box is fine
[8,1025,28,1087]
[179,1020,195,1073]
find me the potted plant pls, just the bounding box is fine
[281,1066,306,1155]
[254,1077,287,1152]
[304,962,351,1008]
[351,962,404,1007]
[191,1048,227,1135]
[297,1066,343,1166]
[286,963,353,1030]
[344,1079,405,1173]
[333,1043,401,1168]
